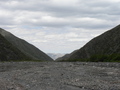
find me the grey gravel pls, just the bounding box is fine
[0,62,120,90]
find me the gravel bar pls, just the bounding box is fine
[0,62,120,90]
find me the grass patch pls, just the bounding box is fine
[59,54,120,62]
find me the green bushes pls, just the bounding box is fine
[87,54,120,62]
[60,54,120,62]
[89,54,108,62]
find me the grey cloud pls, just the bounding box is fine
[1,0,120,19]
[0,0,120,53]
[0,15,15,25]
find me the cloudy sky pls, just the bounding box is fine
[0,0,120,53]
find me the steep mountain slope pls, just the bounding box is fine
[0,28,53,61]
[57,25,120,62]
[0,34,30,61]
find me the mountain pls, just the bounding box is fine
[56,50,78,61]
[57,25,120,62]
[47,53,65,60]
[0,28,53,61]
[0,34,30,61]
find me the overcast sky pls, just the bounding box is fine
[0,0,120,53]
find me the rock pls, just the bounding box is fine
[0,62,119,90]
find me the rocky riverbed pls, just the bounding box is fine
[0,62,120,90]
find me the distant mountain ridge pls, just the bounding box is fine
[57,25,120,62]
[56,50,78,61]
[47,53,65,60]
[0,28,53,61]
